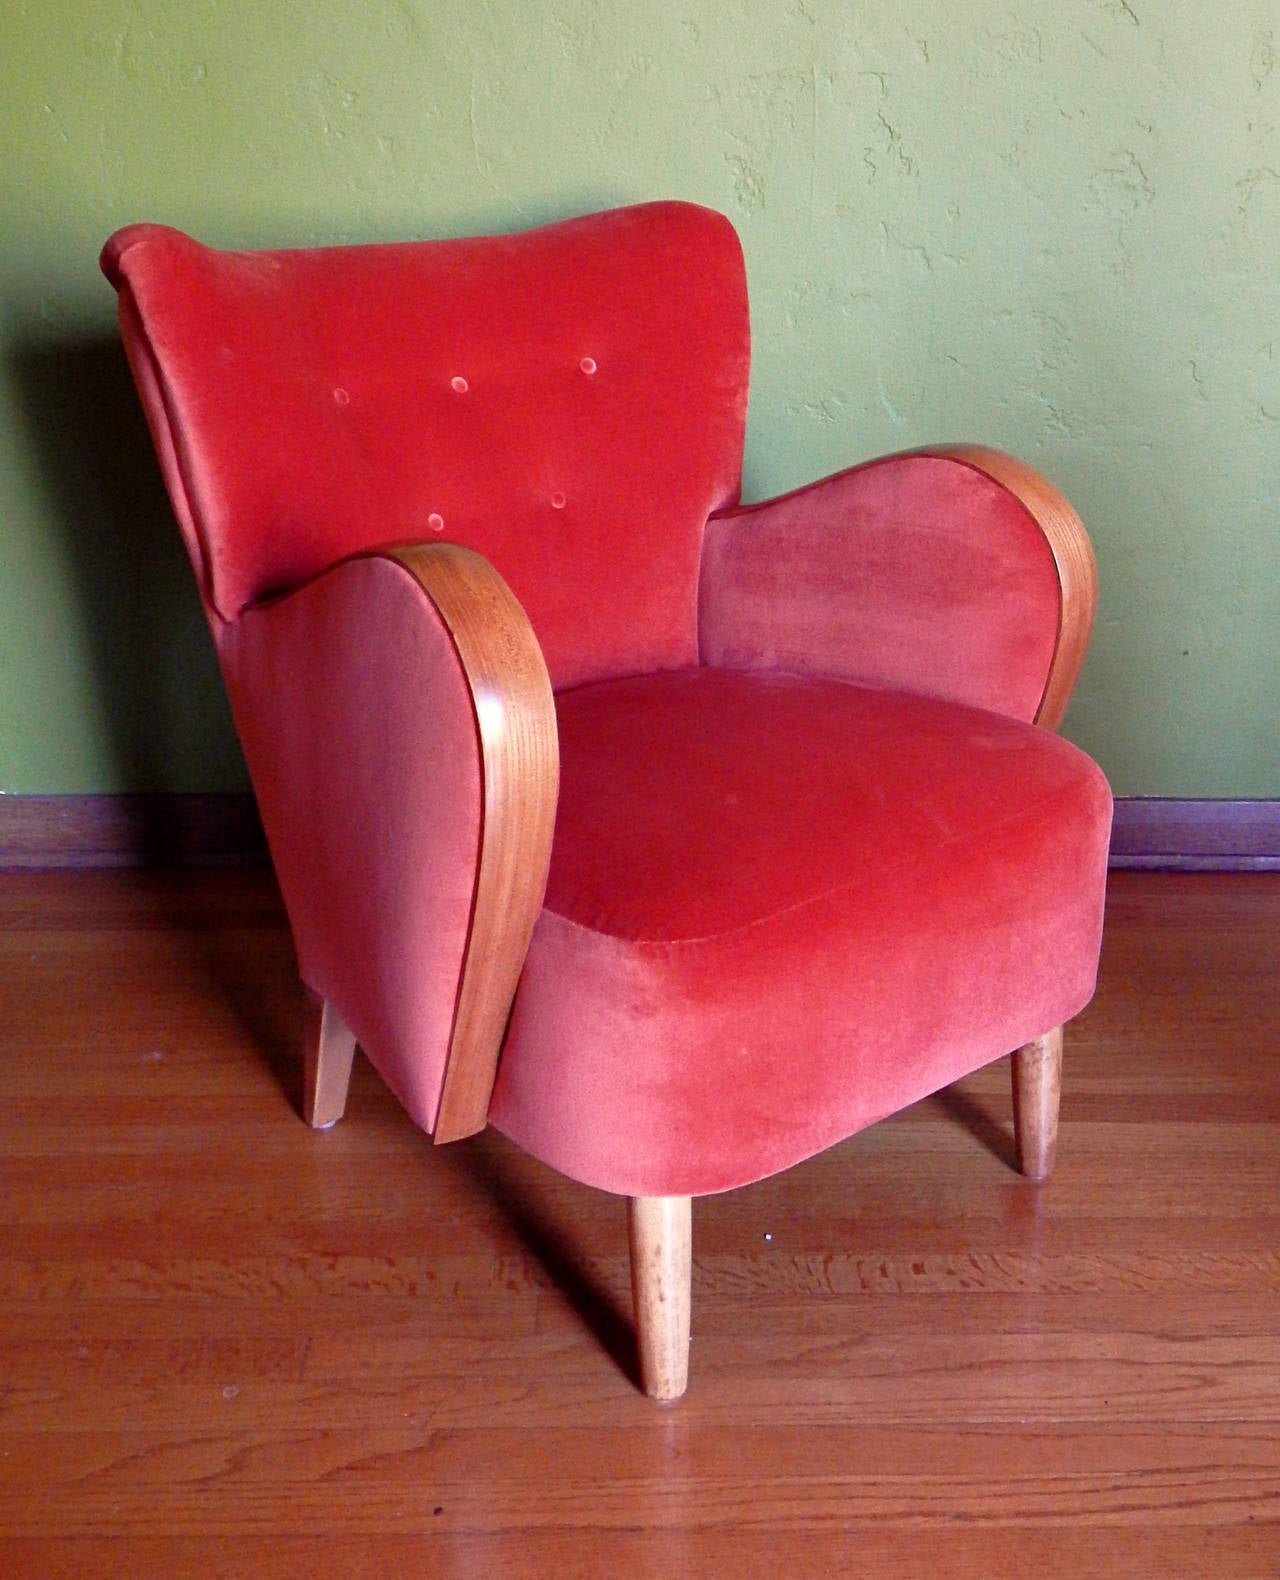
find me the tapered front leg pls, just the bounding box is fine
[628,1195,693,1401]
[1012,1025,1063,1181]
[303,993,357,1129]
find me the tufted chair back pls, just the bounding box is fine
[101,202,751,689]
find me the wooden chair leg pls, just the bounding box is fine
[1012,1025,1063,1181]
[303,993,357,1129]
[628,1195,692,1402]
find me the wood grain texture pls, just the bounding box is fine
[918,445,1098,731]
[627,1196,692,1402]
[302,993,357,1129]
[1,869,1278,1574]
[386,543,559,1143]
[1012,1025,1063,1181]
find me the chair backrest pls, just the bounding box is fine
[102,202,750,689]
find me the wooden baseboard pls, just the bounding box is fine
[1108,799,1280,872]
[1,795,1277,872]
[0,794,267,869]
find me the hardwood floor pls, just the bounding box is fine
[0,870,1277,1576]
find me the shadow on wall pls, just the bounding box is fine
[9,336,248,799]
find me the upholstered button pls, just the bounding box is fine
[451,376,469,393]
[428,513,445,532]
[550,491,566,510]
[579,357,597,376]
[333,387,350,406]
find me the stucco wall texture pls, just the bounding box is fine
[1,1,1277,795]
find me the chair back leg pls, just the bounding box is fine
[628,1195,693,1400]
[303,994,358,1129]
[1012,1025,1064,1181]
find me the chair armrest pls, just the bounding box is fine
[218,542,558,1143]
[699,445,1097,729]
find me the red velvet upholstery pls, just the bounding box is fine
[219,555,485,1131]
[492,669,1110,1195]
[701,453,1062,720]
[102,202,749,688]
[101,201,1112,1215]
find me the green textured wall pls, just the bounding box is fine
[2,1,1277,795]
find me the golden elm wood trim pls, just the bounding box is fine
[628,1194,693,1402]
[384,543,560,1144]
[302,992,358,1130]
[1012,1025,1064,1183]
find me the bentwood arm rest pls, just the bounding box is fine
[699,445,1097,730]
[218,541,559,1142]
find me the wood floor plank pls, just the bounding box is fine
[2,1529,1278,1580]
[0,870,1278,1572]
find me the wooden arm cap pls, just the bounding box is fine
[385,543,560,1143]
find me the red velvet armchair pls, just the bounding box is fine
[102,201,1112,1400]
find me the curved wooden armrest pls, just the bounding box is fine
[221,541,558,1146]
[910,446,1097,731]
[384,543,559,1142]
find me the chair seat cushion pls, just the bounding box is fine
[489,668,1112,1196]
